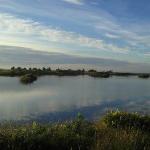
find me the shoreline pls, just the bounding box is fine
[0,67,150,78]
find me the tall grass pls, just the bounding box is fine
[0,112,149,150]
[93,126,149,150]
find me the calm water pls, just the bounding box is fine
[0,76,149,122]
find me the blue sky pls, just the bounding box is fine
[0,0,150,63]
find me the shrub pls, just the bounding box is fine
[0,112,149,150]
[0,116,95,150]
[102,111,150,132]
[20,74,37,84]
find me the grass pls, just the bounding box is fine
[0,112,149,150]
[94,111,150,150]
[94,125,149,150]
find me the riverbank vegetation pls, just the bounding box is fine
[0,67,149,79]
[0,67,150,84]
[0,111,149,150]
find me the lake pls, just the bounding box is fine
[0,76,149,122]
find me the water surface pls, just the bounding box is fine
[0,76,149,122]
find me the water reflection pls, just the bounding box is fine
[0,76,149,122]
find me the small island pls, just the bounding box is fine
[20,74,37,84]
[138,74,150,79]
[0,67,150,84]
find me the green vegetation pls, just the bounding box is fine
[20,74,37,84]
[0,112,149,150]
[88,71,111,78]
[138,74,150,79]
[0,67,149,78]
[102,111,150,132]
[0,67,150,84]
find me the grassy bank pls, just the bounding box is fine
[0,111,149,150]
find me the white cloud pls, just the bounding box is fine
[0,0,150,54]
[93,15,150,48]
[0,13,129,54]
[144,52,150,56]
[105,33,120,39]
[63,0,84,5]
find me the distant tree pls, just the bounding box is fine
[56,68,60,72]
[28,68,32,71]
[42,67,46,71]
[23,68,27,71]
[37,68,42,72]
[17,67,22,71]
[47,67,51,71]
[33,68,37,71]
[82,69,85,74]
[88,69,96,72]
[11,66,15,70]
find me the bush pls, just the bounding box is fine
[0,116,95,150]
[0,112,149,150]
[20,74,37,84]
[102,111,150,132]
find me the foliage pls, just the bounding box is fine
[0,116,95,150]
[20,74,37,84]
[138,74,150,79]
[94,125,150,150]
[102,111,150,132]
[0,112,149,150]
[0,67,150,81]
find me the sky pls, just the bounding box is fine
[0,0,150,63]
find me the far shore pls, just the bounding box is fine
[0,67,150,79]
